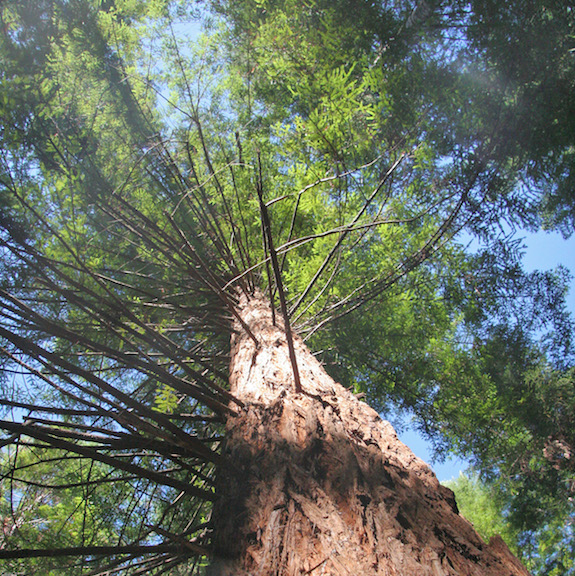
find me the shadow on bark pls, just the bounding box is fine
[208,388,529,576]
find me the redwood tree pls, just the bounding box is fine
[0,0,572,574]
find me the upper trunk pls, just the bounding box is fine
[208,293,529,575]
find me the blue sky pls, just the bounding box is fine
[397,230,575,482]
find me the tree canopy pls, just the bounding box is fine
[0,0,574,573]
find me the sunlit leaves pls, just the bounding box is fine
[0,446,141,575]
[444,472,515,546]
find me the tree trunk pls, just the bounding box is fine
[208,294,530,575]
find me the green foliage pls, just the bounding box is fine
[0,447,138,575]
[438,340,575,574]
[461,0,575,234]
[154,383,179,413]
[0,0,574,573]
[447,469,575,576]
[444,472,515,546]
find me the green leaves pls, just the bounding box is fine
[0,447,141,575]
[444,472,515,546]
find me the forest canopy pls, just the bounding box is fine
[0,0,574,574]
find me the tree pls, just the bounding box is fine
[447,469,575,576]
[444,356,575,576]
[212,9,575,569]
[443,472,515,547]
[0,0,572,573]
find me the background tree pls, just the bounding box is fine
[0,0,573,573]
[447,466,575,576]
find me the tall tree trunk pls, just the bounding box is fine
[208,294,529,575]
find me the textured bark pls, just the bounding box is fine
[208,294,530,575]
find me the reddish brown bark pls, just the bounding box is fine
[208,294,530,575]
